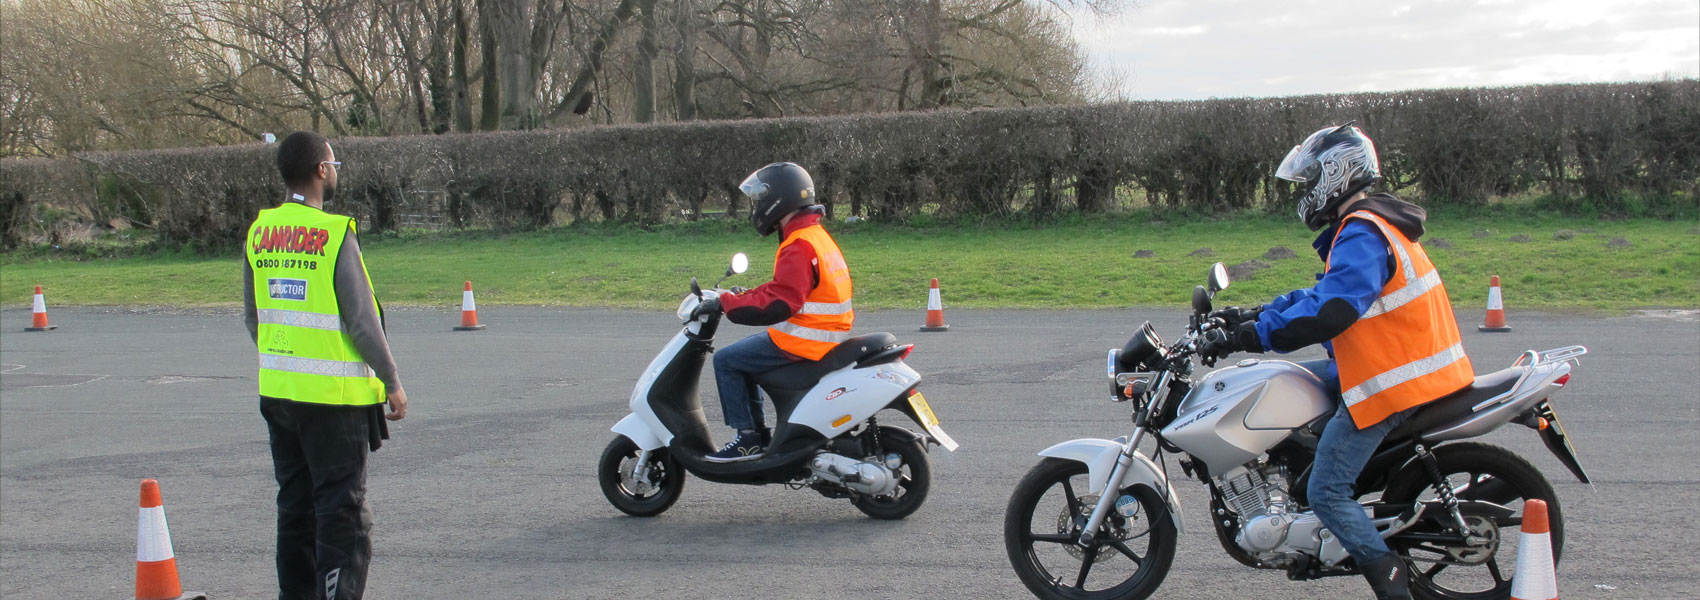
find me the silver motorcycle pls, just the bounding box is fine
[1004,263,1589,600]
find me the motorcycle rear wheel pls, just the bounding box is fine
[597,436,686,517]
[1004,458,1176,600]
[1383,442,1562,600]
[851,425,932,520]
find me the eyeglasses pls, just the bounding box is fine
[321,161,342,168]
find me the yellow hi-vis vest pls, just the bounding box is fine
[245,202,385,406]
[767,224,854,361]
[1330,210,1474,428]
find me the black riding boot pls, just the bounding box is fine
[1359,553,1413,600]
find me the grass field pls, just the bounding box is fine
[3,213,1696,312]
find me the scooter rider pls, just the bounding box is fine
[692,162,854,463]
[1199,124,1474,600]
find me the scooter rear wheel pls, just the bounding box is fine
[598,436,686,517]
[851,425,931,520]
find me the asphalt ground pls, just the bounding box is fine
[2,306,1696,599]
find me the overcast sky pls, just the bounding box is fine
[1069,0,1700,100]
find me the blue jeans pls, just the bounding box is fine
[1301,359,1414,563]
[713,332,802,430]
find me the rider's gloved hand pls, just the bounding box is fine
[727,286,748,295]
[1198,322,1264,366]
[1207,306,1263,329]
[689,296,723,321]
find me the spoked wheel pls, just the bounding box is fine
[1383,442,1563,600]
[851,425,932,520]
[597,436,686,517]
[1004,458,1176,600]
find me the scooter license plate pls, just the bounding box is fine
[907,391,959,451]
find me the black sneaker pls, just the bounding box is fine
[705,429,766,463]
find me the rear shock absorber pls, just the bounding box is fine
[1414,444,1471,534]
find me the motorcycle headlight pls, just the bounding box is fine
[1118,321,1167,372]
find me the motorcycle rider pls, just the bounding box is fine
[692,162,854,463]
[1200,124,1474,600]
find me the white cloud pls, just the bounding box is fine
[1071,0,1700,100]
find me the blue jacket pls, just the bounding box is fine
[1252,194,1430,381]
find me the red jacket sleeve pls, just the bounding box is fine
[720,240,817,326]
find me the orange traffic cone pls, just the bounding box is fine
[1509,498,1558,600]
[1479,275,1512,332]
[454,281,486,331]
[26,285,56,331]
[919,278,949,332]
[133,479,207,600]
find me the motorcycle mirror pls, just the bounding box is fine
[1192,285,1212,315]
[1207,262,1230,294]
[690,276,702,298]
[728,252,749,276]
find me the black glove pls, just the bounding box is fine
[1198,321,1263,367]
[689,296,722,321]
[728,286,748,295]
[1208,306,1263,329]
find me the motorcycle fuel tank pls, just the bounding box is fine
[1160,360,1334,474]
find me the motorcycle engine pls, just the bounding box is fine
[1222,461,1334,564]
[809,453,898,497]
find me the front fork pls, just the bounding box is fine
[631,449,655,485]
[1078,428,1149,547]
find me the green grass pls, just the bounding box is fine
[3,213,1696,311]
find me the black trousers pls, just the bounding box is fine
[261,397,374,600]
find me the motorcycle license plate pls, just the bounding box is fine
[907,392,959,452]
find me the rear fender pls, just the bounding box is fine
[1038,438,1185,534]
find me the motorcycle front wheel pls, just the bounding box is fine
[851,425,932,520]
[1004,458,1176,600]
[597,436,686,517]
[1383,442,1562,600]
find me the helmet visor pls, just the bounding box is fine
[738,172,768,202]
[1275,144,1318,183]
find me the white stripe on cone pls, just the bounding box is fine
[32,293,46,313]
[1510,529,1557,599]
[136,505,175,563]
[927,287,942,311]
[1486,285,1504,311]
[461,290,476,312]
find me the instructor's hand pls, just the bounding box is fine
[386,387,408,421]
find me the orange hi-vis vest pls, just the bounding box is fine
[767,224,853,360]
[1330,210,1474,429]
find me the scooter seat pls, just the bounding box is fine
[755,333,899,391]
[1385,366,1524,443]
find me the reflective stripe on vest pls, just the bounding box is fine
[256,308,342,331]
[246,202,385,406]
[1329,210,1473,428]
[259,354,376,378]
[1342,343,1467,407]
[767,224,854,361]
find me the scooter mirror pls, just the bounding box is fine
[1192,285,1212,315]
[1208,262,1230,294]
[729,253,749,276]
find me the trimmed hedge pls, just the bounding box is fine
[4,81,1696,250]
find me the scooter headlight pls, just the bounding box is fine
[676,294,699,320]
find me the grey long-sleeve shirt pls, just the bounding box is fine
[244,230,402,391]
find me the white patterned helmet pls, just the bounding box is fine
[1276,123,1381,230]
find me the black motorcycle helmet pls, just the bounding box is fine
[740,162,817,237]
[1277,122,1381,231]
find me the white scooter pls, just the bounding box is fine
[599,253,958,519]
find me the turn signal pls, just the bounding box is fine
[1537,417,1550,430]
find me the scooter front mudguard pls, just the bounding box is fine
[1038,437,1185,534]
[613,413,666,451]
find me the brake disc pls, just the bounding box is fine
[620,457,656,496]
[1056,494,1118,563]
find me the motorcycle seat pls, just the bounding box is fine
[755,333,899,391]
[1386,366,1525,442]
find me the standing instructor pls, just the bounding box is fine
[244,131,407,600]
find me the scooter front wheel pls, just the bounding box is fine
[598,436,685,517]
